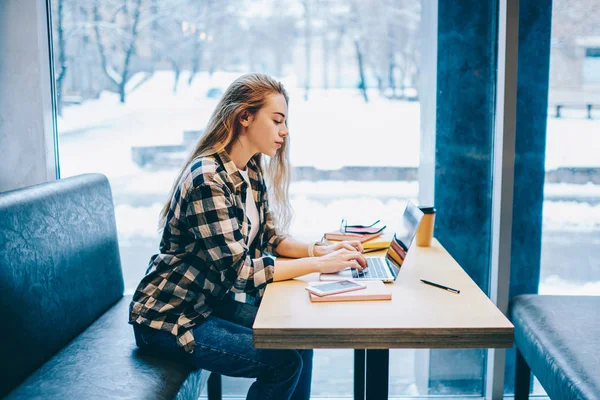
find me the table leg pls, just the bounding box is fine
[207,372,222,400]
[354,349,366,400]
[366,349,389,400]
[515,348,531,400]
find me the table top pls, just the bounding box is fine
[253,239,514,349]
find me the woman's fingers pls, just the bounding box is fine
[356,253,368,268]
[347,260,364,271]
[327,248,368,270]
[343,250,368,268]
[347,240,364,253]
[337,240,364,253]
[337,242,356,252]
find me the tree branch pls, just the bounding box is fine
[93,0,120,88]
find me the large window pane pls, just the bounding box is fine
[527,0,600,396]
[542,1,600,296]
[49,0,497,397]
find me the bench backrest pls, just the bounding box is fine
[0,174,124,396]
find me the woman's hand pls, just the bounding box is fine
[313,240,364,257]
[315,248,368,274]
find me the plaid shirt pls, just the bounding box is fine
[129,150,287,353]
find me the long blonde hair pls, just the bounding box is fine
[159,73,293,233]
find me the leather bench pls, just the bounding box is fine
[0,174,217,399]
[510,295,600,399]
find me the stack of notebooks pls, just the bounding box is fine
[307,281,392,302]
[324,220,391,253]
[324,230,384,243]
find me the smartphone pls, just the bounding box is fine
[305,280,367,297]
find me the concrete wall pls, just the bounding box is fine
[0,0,57,193]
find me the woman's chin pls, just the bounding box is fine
[264,148,278,157]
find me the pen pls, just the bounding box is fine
[420,279,460,294]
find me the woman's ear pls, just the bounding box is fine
[240,111,252,128]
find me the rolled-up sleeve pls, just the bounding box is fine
[186,183,274,293]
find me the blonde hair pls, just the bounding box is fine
[159,73,293,233]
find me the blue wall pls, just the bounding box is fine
[430,0,498,392]
[431,0,552,393]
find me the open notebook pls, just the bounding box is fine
[307,280,392,302]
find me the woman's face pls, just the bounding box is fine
[243,93,289,158]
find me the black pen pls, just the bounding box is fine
[420,279,460,294]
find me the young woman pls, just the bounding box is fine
[129,73,368,400]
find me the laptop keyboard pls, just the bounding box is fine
[352,258,390,279]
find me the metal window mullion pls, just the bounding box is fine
[418,0,438,207]
[416,0,438,394]
[486,0,519,399]
[44,0,61,179]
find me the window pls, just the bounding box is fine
[528,0,600,396]
[543,1,600,297]
[49,0,500,397]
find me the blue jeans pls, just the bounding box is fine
[133,302,313,400]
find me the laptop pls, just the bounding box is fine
[320,201,424,283]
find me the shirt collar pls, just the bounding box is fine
[246,156,260,182]
[215,149,260,189]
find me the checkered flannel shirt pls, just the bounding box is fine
[129,150,287,353]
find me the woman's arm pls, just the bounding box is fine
[273,248,367,282]
[272,238,369,281]
[273,257,319,281]
[272,236,313,258]
[274,237,365,259]
[271,237,320,281]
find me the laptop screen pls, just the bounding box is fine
[385,202,424,278]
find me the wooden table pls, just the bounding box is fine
[253,239,514,399]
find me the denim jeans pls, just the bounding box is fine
[133,300,313,400]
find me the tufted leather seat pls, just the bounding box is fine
[0,174,209,399]
[510,295,600,400]
[6,296,208,400]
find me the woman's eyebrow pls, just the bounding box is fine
[273,112,286,119]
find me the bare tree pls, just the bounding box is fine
[387,22,396,97]
[243,13,296,78]
[317,0,352,89]
[322,32,330,89]
[314,0,337,89]
[348,0,369,101]
[149,0,159,66]
[333,25,345,88]
[53,0,68,115]
[147,3,194,92]
[551,0,600,41]
[394,1,421,97]
[52,0,424,109]
[300,0,313,100]
[350,0,420,99]
[187,0,210,85]
[93,0,143,103]
[355,40,368,102]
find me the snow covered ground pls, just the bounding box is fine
[58,71,600,172]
